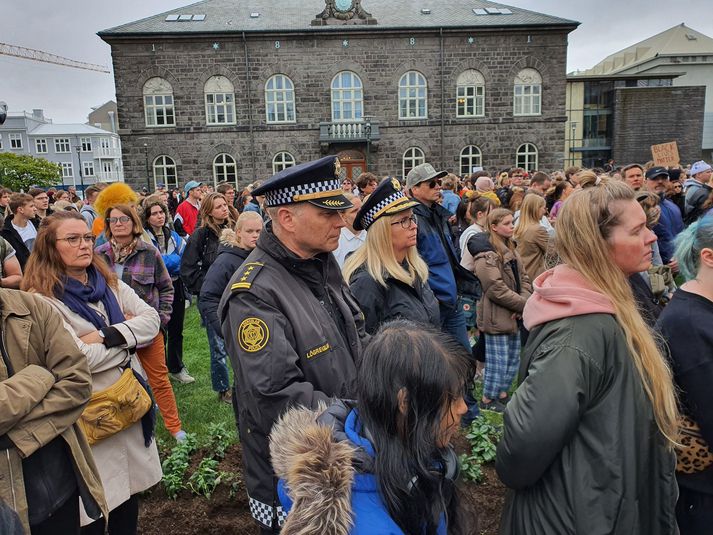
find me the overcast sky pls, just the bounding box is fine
[2,0,712,123]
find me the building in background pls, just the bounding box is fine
[0,108,124,190]
[88,101,120,133]
[566,24,711,168]
[99,0,579,191]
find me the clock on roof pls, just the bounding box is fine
[313,0,376,24]
[335,0,353,12]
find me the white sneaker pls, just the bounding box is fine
[169,368,195,384]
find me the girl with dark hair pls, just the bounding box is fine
[270,320,471,535]
[549,180,573,221]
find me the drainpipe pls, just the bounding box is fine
[242,32,257,185]
[439,27,445,170]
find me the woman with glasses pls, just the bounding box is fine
[22,211,162,533]
[343,179,440,334]
[95,204,186,442]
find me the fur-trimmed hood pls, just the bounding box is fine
[270,402,356,535]
[217,228,251,260]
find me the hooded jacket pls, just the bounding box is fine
[468,233,531,334]
[198,228,251,335]
[683,178,712,223]
[270,401,448,535]
[497,265,677,535]
[0,216,35,271]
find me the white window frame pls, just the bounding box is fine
[460,146,483,175]
[513,68,542,117]
[212,153,237,186]
[272,152,296,174]
[83,161,95,177]
[331,71,363,122]
[9,134,22,149]
[456,70,485,118]
[55,138,71,153]
[61,162,73,178]
[80,137,92,152]
[204,76,236,126]
[152,155,178,190]
[402,147,425,179]
[516,143,538,172]
[143,77,176,127]
[265,74,296,124]
[35,138,47,154]
[399,71,428,120]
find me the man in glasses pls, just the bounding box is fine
[406,162,481,424]
[1,193,38,271]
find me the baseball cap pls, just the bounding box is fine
[690,161,712,176]
[645,166,669,180]
[184,180,203,194]
[405,163,448,190]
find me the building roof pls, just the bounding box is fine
[577,23,713,76]
[99,0,578,37]
[28,124,116,136]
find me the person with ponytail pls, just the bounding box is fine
[497,180,679,535]
[270,321,471,535]
[657,213,713,533]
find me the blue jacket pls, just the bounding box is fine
[652,197,683,265]
[274,403,447,535]
[147,226,186,278]
[440,190,461,216]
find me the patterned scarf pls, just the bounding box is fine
[111,237,138,264]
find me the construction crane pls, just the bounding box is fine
[0,42,110,74]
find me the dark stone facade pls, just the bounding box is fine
[106,27,572,190]
[612,86,706,165]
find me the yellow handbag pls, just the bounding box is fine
[78,368,152,446]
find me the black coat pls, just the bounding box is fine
[0,216,37,270]
[180,224,224,295]
[349,265,440,334]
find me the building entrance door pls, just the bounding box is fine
[336,149,366,181]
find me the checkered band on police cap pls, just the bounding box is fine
[360,190,407,229]
[263,178,343,207]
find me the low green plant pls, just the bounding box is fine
[188,457,237,499]
[161,433,198,499]
[203,422,235,460]
[459,415,503,483]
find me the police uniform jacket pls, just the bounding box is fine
[218,222,368,529]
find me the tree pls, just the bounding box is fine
[0,153,61,191]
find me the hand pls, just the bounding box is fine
[448,215,457,225]
[667,258,679,273]
[124,313,134,320]
[80,330,104,344]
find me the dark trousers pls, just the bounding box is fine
[81,495,138,535]
[165,278,186,374]
[676,485,713,535]
[31,490,79,535]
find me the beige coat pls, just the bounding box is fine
[0,289,108,533]
[515,224,556,282]
[42,280,162,525]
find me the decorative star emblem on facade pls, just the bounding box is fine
[212,42,220,50]
[342,39,349,47]
[468,37,474,44]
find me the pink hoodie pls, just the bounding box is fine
[523,264,616,330]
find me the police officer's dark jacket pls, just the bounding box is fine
[218,222,368,530]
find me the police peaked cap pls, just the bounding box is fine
[353,177,418,231]
[252,155,353,210]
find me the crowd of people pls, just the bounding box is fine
[0,154,713,534]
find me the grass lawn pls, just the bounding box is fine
[155,305,237,445]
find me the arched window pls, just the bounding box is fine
[272,152,296,174]
[456,70,485,118]
[460,146,483,176]
[331,71,363,122]
[399,71,428,119]
[513,68,542,116]
[153,155,177,189]
[516,143,538,172]
[213,154,237,186]
[143,77,175,127]
[205,75,236,125]
[265,74,296,123]
[402,147,425,179]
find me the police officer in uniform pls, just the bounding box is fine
[219,156,368,533]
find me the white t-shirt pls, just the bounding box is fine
[333,227,367,269]
[12,221,37,250]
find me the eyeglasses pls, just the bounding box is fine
[390,215,418,229]
[57,234,96,247]
[428,180,441,189]
[107,216,131,224]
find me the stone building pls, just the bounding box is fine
[99,0,578,190]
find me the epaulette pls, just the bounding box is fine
[230,262,265,292]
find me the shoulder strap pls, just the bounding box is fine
[230,262,265,292]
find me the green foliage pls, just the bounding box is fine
[161,433,199,499]
[187,458,223,499]
[203,422,235,460]
[0,153,61,191]
[459,415,503,483]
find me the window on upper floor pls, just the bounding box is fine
[272,152,296,174]
[516,143,538,172]
[402,147,425,179]
[35,139,47,154]
[83,161,95,177]
[144,77,176,127]
[205,75,236,125]
[399,71,428,120]
[80,137,92,152]
[55,138,71,153]
[460,146,483,176]
[153,155,178,189]
[331,71,363,122]
[456,70,485,118]
[265,74,296,124]
[213,154,237,186]
[9,134,22,149]
[514,68,542,116]
[61,162,73,178]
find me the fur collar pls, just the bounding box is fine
[219,228,240,247]
[270,404,355,535]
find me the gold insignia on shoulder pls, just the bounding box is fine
[391,178,401,190]
[323,199,344,207]
[334,158,342,177]
[238,317,269,352]
[230,262,264,292]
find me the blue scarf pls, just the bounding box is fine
[56,265,126,329]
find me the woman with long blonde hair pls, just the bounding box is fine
[514,194,555,281]
[496,180,679,535]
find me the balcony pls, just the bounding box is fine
[93,146,121,159]
[319,120,381,143]
[95,171,122,182]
